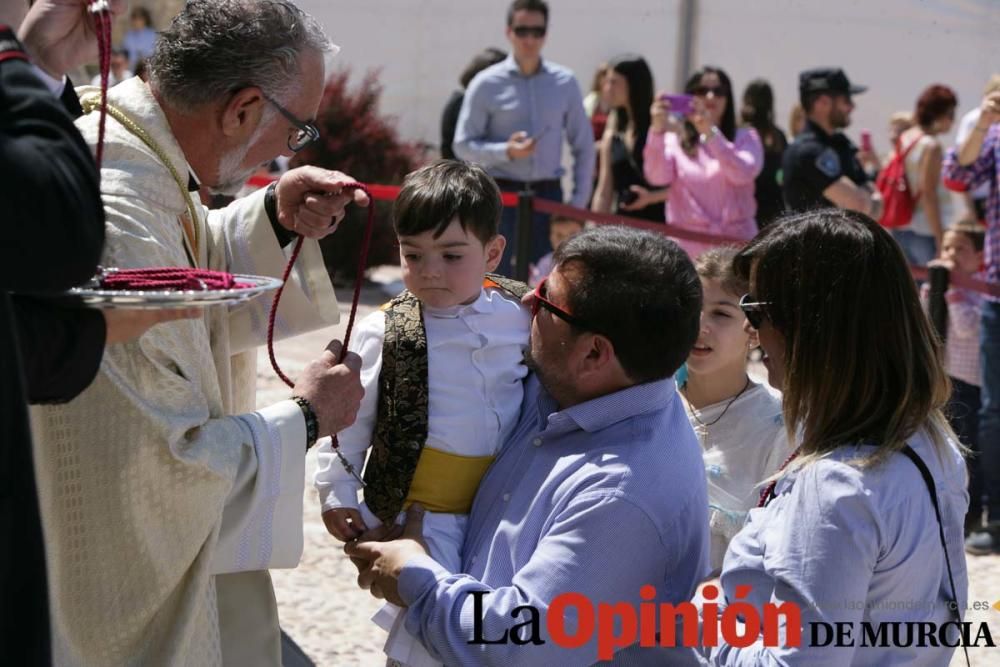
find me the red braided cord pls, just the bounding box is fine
[757,448,801,508]
[89,0,112,170]
[100,268,253,291]
[267,182,374,389]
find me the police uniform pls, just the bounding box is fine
[782,68,869,212]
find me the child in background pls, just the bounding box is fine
[528,215,584,287]
[678,247,792,575]
[920,221,986,547]
[314,161,530,666]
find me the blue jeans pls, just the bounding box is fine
[496,181,563,278]
[891,229,937,267]
[981,300,1000,522]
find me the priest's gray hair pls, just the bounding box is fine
[148,0,335,113]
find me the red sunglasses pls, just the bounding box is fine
[530,277,597,331]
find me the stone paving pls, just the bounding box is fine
[260,273,1000,666]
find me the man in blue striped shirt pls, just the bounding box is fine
[454,0,595,277]
[348,226,710,665]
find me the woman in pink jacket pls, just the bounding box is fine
[644,66,764,257]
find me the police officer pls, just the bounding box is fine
[783,68,882,217]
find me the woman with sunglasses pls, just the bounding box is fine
[643,66,763,258]
[709,209,969,666]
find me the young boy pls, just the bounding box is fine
[528,215,584,287]
[921,221,986,545]
[314,161,530,666]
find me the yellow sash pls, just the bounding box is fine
[404,447,495,514]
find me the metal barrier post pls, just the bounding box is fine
[927,264,950,343]
[515,191,534,283]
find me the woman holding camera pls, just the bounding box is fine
[643,65,763,257]
[708,209,969,666]
[591,54,667,222]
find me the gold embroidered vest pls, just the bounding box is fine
[362,273,529,523]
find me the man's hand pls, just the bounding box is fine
[322,507,368,542]
[619,185,653,211]
[292,339,363,437]
[506,131,536,160]
[274,166,371,240]
[17,0,128,79]
[344,504,429,606]
[979,91,1000,127]
[102,307,200,345]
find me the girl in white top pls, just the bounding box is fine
[679,247,791,575]
[710,209,968,666]
[891,84,959,266]
[314,162,530,667]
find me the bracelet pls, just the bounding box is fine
[699,126,720,143]
[264,181,279,224]
[291,395,320,450]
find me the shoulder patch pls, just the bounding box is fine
[814,148,842,179]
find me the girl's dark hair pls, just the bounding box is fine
[740,78,786,151]
[608,54,654,169]
[695,246,747,298]
[734,209,953,466]
[393,160,502,244]
[682,66,736,149]
[459,48,506,89]
[914,84,958,128]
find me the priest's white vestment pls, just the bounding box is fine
[30,77,338,666]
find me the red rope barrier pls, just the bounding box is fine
[241,177,1000,299]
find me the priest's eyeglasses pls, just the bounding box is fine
[263,93,320,152]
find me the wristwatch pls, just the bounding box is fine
[291,395,320,450]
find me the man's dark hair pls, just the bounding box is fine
[553,226,702,383]
[459,47,506,88]
[801,90,832,114]
[393,160,503,244]
[506,0,549,26]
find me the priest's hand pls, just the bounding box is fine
[18,0,129,80]
[274,166,371,240]
[292,339,364,437]
[345,504,429,606]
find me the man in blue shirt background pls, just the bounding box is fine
[347,226,710,665]
[454,0,595,277]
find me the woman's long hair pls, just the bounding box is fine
[734,209,955,468]
[683,66,736,149]
[608,54,654,167]
[741,78,785,151]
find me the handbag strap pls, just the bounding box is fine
[900,444,970,667]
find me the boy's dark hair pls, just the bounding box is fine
[947,220,986,252]
[507,0,549,26]
[553,226,702,383]
[393,160,502,244]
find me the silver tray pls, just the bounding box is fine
[64,273,283,310]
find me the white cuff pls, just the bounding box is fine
[31,64,65,96]
[320,479,363,513]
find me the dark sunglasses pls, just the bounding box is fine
[530,276,596,331]
[512,25,547,38]
[262,92,320,152]
[739,294,772,329]
[692,85,726,98]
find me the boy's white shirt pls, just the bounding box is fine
[314,287,531,512]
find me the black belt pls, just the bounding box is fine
[494,178,561,193]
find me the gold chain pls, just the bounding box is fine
[80,93,201,264]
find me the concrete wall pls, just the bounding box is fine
[298,0,999,156]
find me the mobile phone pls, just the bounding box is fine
[660,94,694,116]
[618,188,639,206]
[860,129,873,152]
[531,126,552,141]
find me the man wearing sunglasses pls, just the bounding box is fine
[783,67,883,219]
[346,226,710,664]
[454,0,594,277]
[28,3,368,666]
